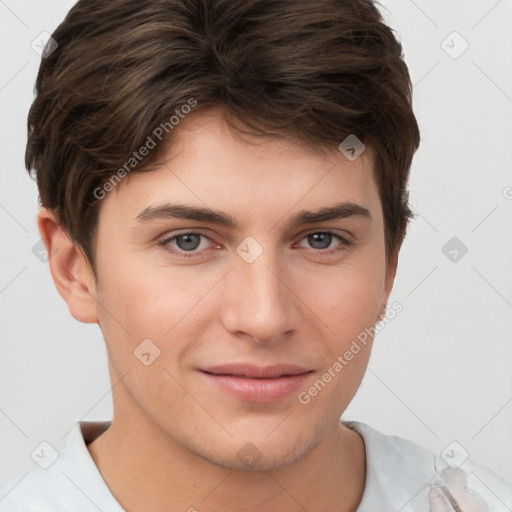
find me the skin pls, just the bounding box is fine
[38,107,399,512]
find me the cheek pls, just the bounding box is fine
[295,334,373,424]
[94,247,224,357]
[293,257,385,337]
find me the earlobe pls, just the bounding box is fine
[37,207,99,324]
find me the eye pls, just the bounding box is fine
[296,231,351,254]
[158,232,215,258]
[158,230,352,259]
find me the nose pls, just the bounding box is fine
[220,246,299,345]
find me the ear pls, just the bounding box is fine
[37,207,99,324]
[384,245,399,298]
[377,245,399,322]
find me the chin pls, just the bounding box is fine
[188,423,326,473]
[207,441,315,472]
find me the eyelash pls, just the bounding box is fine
[158,230,352,259]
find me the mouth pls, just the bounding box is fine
[198,364,314,402]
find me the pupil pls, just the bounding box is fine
[309,232,331,249]
[177,234,200,251]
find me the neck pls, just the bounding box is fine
[87,411,366,512]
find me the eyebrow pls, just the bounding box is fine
[134,201,372,228]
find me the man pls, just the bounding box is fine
[1,0,511,510]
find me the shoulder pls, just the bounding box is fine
[0,453,82,512]
[0,421,122,512]
[345,421,512,512]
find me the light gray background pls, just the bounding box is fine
[1,0,511,483]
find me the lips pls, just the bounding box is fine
[201,364,312,378]
[199,364,314,402]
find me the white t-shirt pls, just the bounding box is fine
[0,420,510,511]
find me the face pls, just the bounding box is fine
[88,108,396,471]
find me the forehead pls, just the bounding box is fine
[107,108,380,223]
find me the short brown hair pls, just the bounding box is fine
[26,0,420,275]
